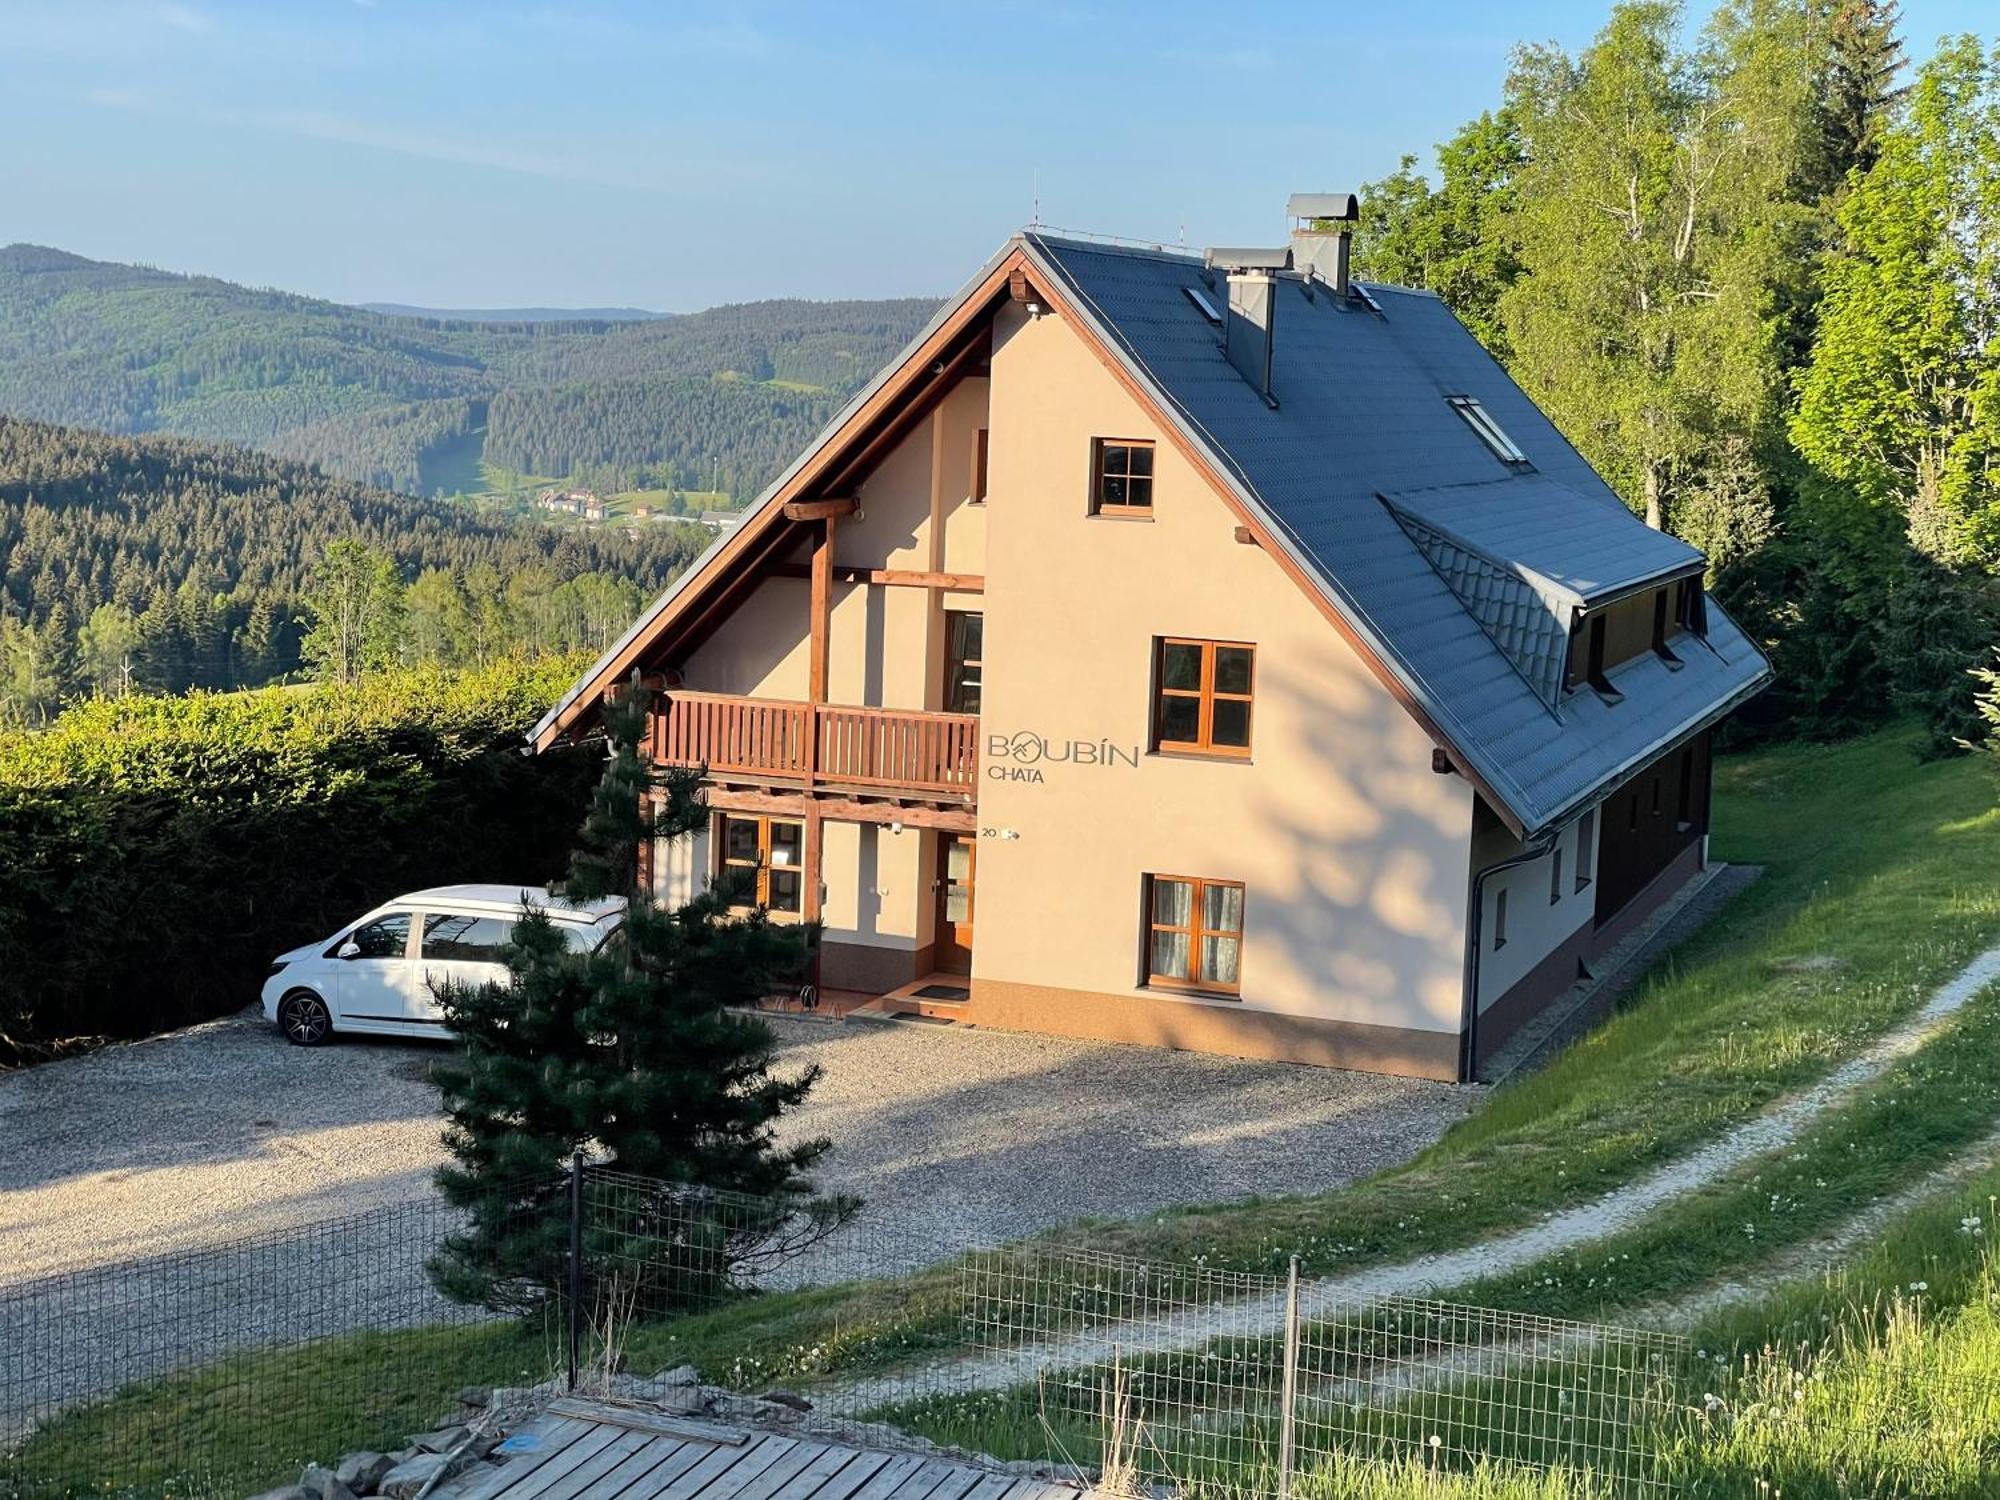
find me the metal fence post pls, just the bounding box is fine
[567,1151,585,1392]
[1278,1255,1300,1500]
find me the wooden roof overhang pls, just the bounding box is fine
[530,254,1016,751]
[535,235,1509,834]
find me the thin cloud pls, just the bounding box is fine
[79,89,664,191]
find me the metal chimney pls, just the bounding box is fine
[1287,192,1359,295]
[1204,245,1289,406]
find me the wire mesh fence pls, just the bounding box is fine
[5,1166,1992,1500]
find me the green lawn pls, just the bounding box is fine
[9,1321,556,1497]
[14,725,2000,1497]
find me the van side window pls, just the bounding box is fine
[346,912,412,959]
[422,913,512,961]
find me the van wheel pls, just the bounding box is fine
[278,991,333,1047]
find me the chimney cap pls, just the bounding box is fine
[1288,192,1360,223]
[1204,246,1292,272]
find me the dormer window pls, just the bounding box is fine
[1448,396,1528,467]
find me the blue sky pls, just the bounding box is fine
[2,1,1992,311]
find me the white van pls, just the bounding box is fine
[260,885,625,1045]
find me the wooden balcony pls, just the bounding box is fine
[652,691,979,801]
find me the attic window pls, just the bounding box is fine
[1183,286,1223,325]
[1448,396,1528,467]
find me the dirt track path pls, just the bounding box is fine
[826,940,2000,1408]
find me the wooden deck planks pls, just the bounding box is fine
[435,1407,1080,1500]
[525,1431,675,1500]
[649,1434,797,1500]
[581,1437,712,1500]
[452,1419,599,1500]
[792,1448,893,1500]
[490,1425,633,1500]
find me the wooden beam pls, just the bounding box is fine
[705,785,977,832]
[660,517,800,667]
[808,515,834,709]
[1008,267,1039,304]
[782,497,857,521]
[817,332,989,497]
[1233,525,1259,546]
[770,564,984,592]
[532,250,1021,751]
[802,803,824,923]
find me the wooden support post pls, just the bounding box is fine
[809,515,834,709]
[803,803,824,924]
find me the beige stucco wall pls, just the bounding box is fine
[656,817,932,958]
[663,373,988,962]
[971,300,1475,1037]
[681,379,987,711]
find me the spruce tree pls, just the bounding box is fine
[429,678,836,1313]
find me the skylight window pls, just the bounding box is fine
[1182,285,1222,325]
[1449,396,1528,466]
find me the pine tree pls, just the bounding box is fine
[1820,0,1907,188]
[429,679,838,1313]
[236,595,281,685]
[38,601,80,704]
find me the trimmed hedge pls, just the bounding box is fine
[0,658,598,1063]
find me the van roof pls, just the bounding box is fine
[398,885,626,922]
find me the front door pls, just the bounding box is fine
[935,833,974,974]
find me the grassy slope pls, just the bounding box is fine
[1054,726,2000,1276]
[15,725,2000,1496]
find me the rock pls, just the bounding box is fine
[653,1386,710,1416]
[377,1453,450,1500]
[299,1467,357,1500]
[760,1388,812,1412]
[405,1426,471,1456]
[456,1386,492,1409]
[334,1453,395,1496]
[655,1364,699,1387]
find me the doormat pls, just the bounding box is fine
[912,984,971,1002]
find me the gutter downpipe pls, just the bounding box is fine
[1459,830,1558,1084]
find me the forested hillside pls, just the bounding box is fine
[0,245,932,498]
[0,417,708,720]
[1349,4,2000,752]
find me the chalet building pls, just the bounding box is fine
[533,197,1770,1082]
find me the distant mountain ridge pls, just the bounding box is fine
[0,243,935,499]
[360,303,674,324]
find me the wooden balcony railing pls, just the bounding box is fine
[653,691,979,798]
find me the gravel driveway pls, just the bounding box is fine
[1,1007,1472,1285]
[0,1006,1472,1432]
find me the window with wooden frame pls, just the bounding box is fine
[1153,638,1255,756]
[716,814,803,915]
[972,428,989,504]
[1090,438,1155,517]
[1144,875,1245,995]
[944,610,983,715]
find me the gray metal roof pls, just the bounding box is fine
[1020,232,1769,835]
[539,229,1768,836]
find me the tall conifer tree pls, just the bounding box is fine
[429,679,834,1312]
